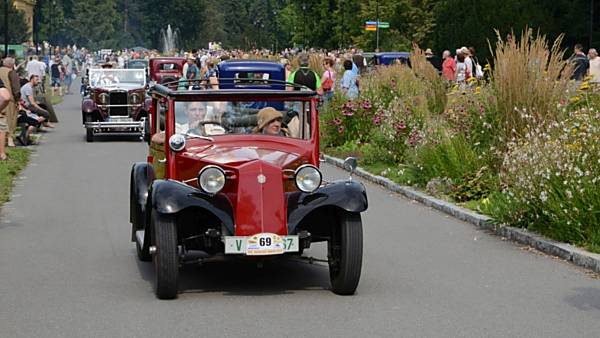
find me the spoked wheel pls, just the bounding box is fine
[328,211,363,295]
[151,210,179,299]
[85,116,94,142]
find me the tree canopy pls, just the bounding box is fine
[32,0,600,58]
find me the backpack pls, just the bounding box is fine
[293,68,317,91]
[322,70,333,91]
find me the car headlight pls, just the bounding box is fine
[295,165,322,193]
[168,134,186,152]
[98,93,109,105]
[197,166,226,194]
[130,92,141,104]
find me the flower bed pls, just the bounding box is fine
[321,32,600,252]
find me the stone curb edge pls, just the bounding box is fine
[324,154,600,274]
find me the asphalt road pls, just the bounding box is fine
[0,88,599,338]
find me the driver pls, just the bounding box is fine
[176,101,224,135]
[255,107,289,136]
[176,101,207,134]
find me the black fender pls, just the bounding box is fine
[149,179,235,234]
[287,180,368,234]
[130,162,155,237]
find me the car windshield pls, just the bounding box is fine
[89,69,146,87]
[174,100,312,140]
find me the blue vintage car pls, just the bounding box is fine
[218,60,286,110]
[218,60,286,90]
[365,52,411,67]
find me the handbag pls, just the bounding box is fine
[322,71,334,91]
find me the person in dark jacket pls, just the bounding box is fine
[570,44,590,81]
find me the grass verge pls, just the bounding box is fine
[0,148,31,205]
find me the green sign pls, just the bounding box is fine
[378,22,390,29]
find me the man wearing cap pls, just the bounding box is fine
[255,107,289,136]
[287,53,323,95]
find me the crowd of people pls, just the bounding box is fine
[0,45,81,161]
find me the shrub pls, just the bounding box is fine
[484,109,600,252]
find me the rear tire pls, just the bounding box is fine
[151,210,179,299]
[328,211,363,295]
[85,116,94,142]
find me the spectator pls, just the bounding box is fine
[0,79,10,160]
[455,49,469,85]
[469,47,483,79]
[425,48,442,72]
[340,59,358,98]
[20,75,53,128]
[588,48,600,83]
[351,48,367,75]
[287,53,323,95]
[50,56,63,96]
[16,100,43,146]
[460,47,473,80]
[0,57,21,148]
[25,55,46,92]
[442,50,456,81]
[62,52,74,94]
[321,57,336,102]
[570,44,589,81]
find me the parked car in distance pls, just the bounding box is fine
[82,68,150,142]
[364,52,411,68]
[149,57,186,86]
[130,82,368,299]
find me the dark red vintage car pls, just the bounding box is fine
[149,57,186,85]
[129,83,368,299]
[82,68,150,142]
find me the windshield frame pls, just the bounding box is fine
[88,68,147,88]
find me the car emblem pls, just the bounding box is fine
[257,174,266,184]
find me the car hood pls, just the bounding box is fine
[178,143,313,236]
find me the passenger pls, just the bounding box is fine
[255,107,289,137]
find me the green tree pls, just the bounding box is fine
[0,0,32,45]
[70,0,119,49]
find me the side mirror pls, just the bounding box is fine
[343,157,358,180]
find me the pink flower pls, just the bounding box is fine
[361,99,372,110]
[342,110,354,116]
[372,116,382,126]
[337,125,345,134]
[333,117,342,125]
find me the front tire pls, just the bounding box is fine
[151,210,179,299]
[328,211,363,295]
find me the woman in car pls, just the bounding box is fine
[255,107,289,137]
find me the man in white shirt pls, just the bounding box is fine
[588,48,600,83]
[26,56,46,79]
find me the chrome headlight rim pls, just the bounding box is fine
[168,133,186,152]
[130,92,142,104]
[98,93,109,105]
[197,165,226,195]
[294,164,322,193]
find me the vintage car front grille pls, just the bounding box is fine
[108,91,129,116]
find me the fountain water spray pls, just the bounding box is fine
[160,25,180,55]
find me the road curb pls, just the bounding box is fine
[324,154,600,274]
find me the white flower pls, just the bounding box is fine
[540,191,548,202]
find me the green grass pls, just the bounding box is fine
[0,148,31,205]
[49,94,64,106]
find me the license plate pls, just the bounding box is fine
[225,233,299,255]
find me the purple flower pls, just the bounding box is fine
[337,125,345,134]
[342,110,354,117]
[333,117,342,125]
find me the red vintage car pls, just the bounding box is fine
[129,83,368,299]
[149,57,186,85]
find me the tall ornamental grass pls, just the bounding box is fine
[491,29,573,139]
[411,45,448,115]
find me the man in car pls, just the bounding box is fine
[255,107,289,136]
[176,101,207,134]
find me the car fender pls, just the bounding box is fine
[286,180,368,234]
[149,179,234,234]
[130,162,155,225]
